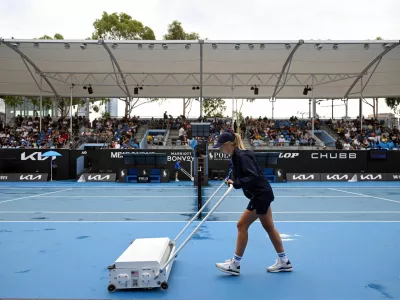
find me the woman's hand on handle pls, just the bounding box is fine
[225,179,233,186]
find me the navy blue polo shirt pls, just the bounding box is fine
[230,147,272,195]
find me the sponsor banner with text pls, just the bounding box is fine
[82,173,116,182]
[288,173,400,181]
[0,173,16,181]
[384,174,400,181]
[286,173,321,181]
[16,173,48,182]
[356,173,385,181]
[320,173,354,181]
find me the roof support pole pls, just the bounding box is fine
[70,79,74,141]
[199,40,204,118]
[39,76,42,132]
[271,40,304,99]
[311,76,315,138]
[98,40,131,100]
[2,41,60,98]
[231,76,235,130]
[360,77,363,129]
[344,42,399,99]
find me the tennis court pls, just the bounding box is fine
[1,181,400,300]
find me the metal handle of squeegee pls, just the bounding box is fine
[172,170,232,244]
[172,181,225,244]
[180,168,193,180]
[157,185,234,277]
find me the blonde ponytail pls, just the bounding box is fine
[233,133,246,150]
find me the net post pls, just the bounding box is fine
[197,157,202,219]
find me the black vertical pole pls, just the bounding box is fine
[197,161,202,219]
[199,40,204,118]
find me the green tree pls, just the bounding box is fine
[90,12,156,117]
[163,20,200,40]
[164,20,201,116]
[385,97,400,115]
[37,34,64,40]
[1,96,24,117]
[91,12,155,40]
[203,99,226,117]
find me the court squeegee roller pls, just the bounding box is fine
[107,183,233,292]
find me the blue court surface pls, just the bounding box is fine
[1,181,400,300]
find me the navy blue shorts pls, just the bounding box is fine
[245,189,274,215]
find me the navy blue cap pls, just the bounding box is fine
[213,132,235,148]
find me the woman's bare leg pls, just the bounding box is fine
[235,209,259,256]
[259,206,292,272]
[258,206,284,253]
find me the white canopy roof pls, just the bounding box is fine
[0,39,399,99]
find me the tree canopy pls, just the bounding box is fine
[91,12,155,40]
[385,97,400,115]
[203,99,226,118]
[37,34,64,40]
[163,20,200,40]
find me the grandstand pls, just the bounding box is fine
[1,111,399,151]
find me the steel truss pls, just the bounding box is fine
[42,72,361,88]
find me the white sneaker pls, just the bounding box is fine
[267,259,292,272]
[216,259,240,276]
[175,179,179,182]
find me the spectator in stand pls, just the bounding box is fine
[343,139,352,150]
[131,139,139,149]
[178,125,186,144]
[147,134,152,144]
[278,135,285,146]
[335,138,343,150]
[240,122,246,139]
[375,126,382,143]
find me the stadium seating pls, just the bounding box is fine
[264,168,276,183]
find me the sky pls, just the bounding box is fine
[1,0,399,119]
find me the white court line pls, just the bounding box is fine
[0,188,73,204]
[1,211,400,214]
[35,195,366,198]
[0,186,399,190]
[329,188,400,204]
[0,220,400,223]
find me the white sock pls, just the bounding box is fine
[233,253,242,267]
[278,252,288,263]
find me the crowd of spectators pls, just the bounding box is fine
[80,116,141,149]
[4,112,398,151]
[243,116,318,147]
[171,115,321,148]
[175,117,234,147]
[327,118,400,150]
[0,115,69,149]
